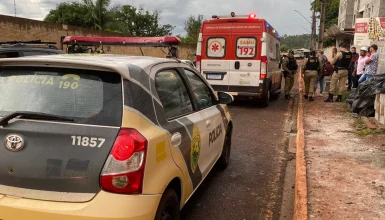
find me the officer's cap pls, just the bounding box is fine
[288,50,294,54]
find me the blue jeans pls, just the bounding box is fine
[314,75,324,93]
[358,74,373,84]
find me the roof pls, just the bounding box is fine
[0,54,179,70]
[325,24,354,39]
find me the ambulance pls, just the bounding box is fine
[196,12,282,107]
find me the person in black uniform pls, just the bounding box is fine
[302,50,322,102]
[325,43,352,102]
[282,50,298,100]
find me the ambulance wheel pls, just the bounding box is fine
[217,127,232,170]
[155,189,180,220]
[261,90,270,107]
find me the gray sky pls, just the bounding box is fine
[0,0,315,36]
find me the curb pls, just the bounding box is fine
[293,70,308,220]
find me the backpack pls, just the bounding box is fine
[321,56,334,76]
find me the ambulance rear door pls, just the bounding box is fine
[200,23,232,92]
[228,23,263,94]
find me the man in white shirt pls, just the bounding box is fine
[353,47,369,88]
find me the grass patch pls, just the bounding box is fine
[355,128,383,136]
[354,117,383,136]
[342,90,351,102]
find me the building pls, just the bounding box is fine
[339,0,385,29]
[328,0,385,47]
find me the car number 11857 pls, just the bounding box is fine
[71,136,106,148]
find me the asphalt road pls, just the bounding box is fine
[181,94,293,220]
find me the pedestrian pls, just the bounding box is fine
[358,44,379,84]
[282,50,298,100]
[302,50,321,102]
[314,50,327,96]
[367,46,372,57]
[325,42,352,102]
[348,46,358,90]
[332,47,338,58]
[352,47,369,88]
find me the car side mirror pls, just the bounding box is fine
[217,91,234,104]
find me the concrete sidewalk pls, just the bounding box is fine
[304,95,385,219]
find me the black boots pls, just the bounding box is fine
[304,95,308,99]
[324,94,342,102]
[335,95,342,102]
[309,96,314,102]
[285,95,290,100]
[324,93,334,102]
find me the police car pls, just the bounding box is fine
[0,37,234,220]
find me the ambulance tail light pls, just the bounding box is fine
[260,56,268,80]
[196,55,202,73]
[100,128,147,194]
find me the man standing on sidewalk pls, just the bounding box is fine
[314,50,327,96]
[302,50,322,102]
[348,47,358,91]
[352,47,369,88]
[325,42,352,102]
[358,44,379,84]
[282,50,298,100]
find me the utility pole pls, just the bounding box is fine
[318,0,327,49]
[311,0,317,50]
[14,0,16,17]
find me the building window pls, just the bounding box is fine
[353,15,356,25]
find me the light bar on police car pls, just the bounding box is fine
[62,36,181,47]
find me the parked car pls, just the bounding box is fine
[0,40,65,58]
[0,53,234,220]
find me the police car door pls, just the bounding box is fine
[181,67,224,178]
[150,64,209,195]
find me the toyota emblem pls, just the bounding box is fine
[5,135,25,152]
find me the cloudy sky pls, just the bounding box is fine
[0,0,315,36]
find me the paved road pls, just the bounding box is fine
[181,94,293,220]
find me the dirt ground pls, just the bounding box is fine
[304,95,385,220]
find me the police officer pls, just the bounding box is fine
[325,42,352,102]
[282,50,298,100]
[302,50,322,102]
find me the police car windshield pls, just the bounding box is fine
[0,66,123,127]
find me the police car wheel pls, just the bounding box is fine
[217,127,232,169]
[155,189,180,220]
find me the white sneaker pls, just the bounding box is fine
[318,93,324,97]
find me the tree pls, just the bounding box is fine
[311,0,339,47]
[82,0,111,30]
[280,45,289,52]
[44,2,94,28]
[280,34,312,49]
[44,2,174,35]
[105,5,174,36]
[182,15,204,44]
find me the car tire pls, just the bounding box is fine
[155,188,180,220]
[217,127,232,170]
[261,89,270,107]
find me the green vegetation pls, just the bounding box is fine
[178,15,204,44]
[311,0,339,47]
[354,118,383,136]
[44,1,174,36]
[280,34,312,50]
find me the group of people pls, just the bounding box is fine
[281,42,379,102]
